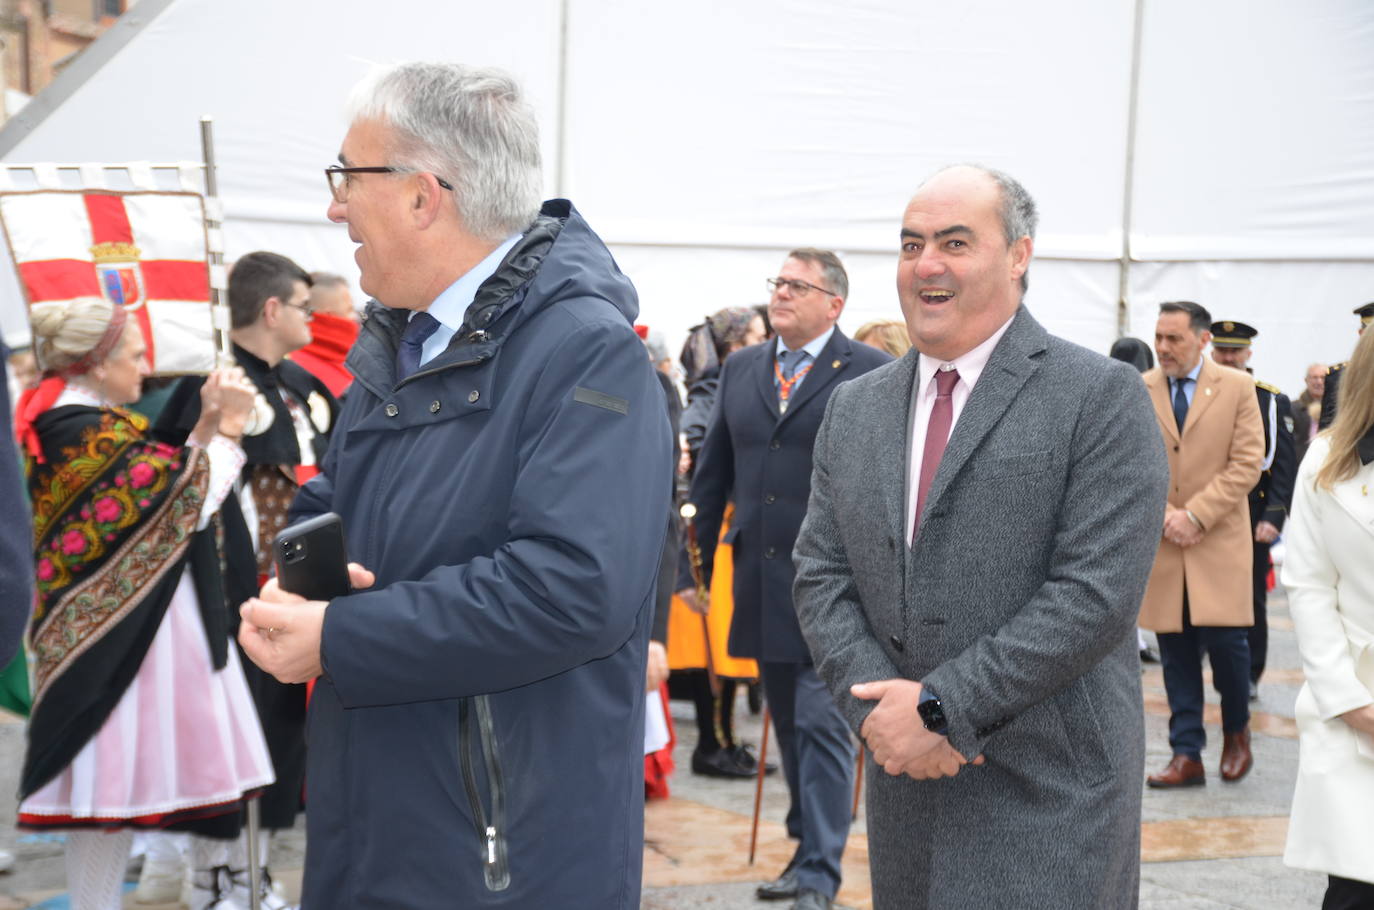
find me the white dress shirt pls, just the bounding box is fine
[415,232,523,367]
[906,315,1016,540]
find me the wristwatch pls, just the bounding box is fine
[917,687,949,737]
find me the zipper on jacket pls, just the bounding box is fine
[458,697,511,891]
[396,351,490,391]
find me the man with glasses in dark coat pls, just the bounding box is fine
[238,63,672,909]
[683,249,889,910]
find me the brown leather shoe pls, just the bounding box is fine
[1146,754,1206,788]
[1220,728,1253,782]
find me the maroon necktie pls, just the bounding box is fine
[913,367,961,540]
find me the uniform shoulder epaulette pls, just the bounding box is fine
[1255,379,1281,395]
[1328,361,1347,375]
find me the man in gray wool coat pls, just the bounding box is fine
[793,164,1169,908]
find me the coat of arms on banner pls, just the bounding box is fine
[0,190,214,374]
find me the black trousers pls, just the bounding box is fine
[1247,538,1271,684]
[1323,874,1374,910]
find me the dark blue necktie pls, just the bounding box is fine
[396,311,441,383]
[1172,377,1191,432]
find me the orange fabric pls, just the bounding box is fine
[667,512,759,680]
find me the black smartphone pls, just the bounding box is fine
[274,512,351,602]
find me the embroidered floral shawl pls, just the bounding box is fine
[21,405,208,798]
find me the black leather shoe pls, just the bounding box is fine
[756,865,799,901]
[792,888,833,909]
[728,743,778,776]
[691,746,754,779]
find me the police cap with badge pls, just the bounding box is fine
[1210,320,1258,347]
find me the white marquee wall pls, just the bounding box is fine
[1,0,1370,397]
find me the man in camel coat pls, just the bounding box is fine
[1140,300,1264,789]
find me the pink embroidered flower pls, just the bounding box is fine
[139,499,151,508]
[36,559,55,582]
[129,462,157,489]
[114,475,127,487]
[93,497,122,523]
[61,529,87,556]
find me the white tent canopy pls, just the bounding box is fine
[1,0,1370,397]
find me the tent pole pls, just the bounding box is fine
[1117,0,1146,339]
[554,0,571,199]
[200,116,232,363]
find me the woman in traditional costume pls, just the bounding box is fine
[14,298,274,910]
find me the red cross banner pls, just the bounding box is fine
[0,190,215,374]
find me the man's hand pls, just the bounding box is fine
[646,640,670,692]
[676,587,708,615]
[1163,507,1203,548]
[1254,520,1280,545]
[900,740,982,780]
[239,563,375,684]
[852,679,943,774]
[852,679,984,779]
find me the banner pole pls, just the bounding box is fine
[200,115,232,364]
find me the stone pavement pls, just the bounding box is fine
[0,584,1330,907]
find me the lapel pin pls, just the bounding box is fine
[831,359,841,368]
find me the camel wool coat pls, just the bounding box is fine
[1138,358,1265,632]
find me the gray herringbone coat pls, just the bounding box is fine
[794,307,1168,909]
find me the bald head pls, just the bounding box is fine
[896,165,1035,361]
[308,273,358,322]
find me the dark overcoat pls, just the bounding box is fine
[794,308,1168,908]
[688,330,889,663]
[290,202,672,908]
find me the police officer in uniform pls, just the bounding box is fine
[1318,302,1374,429]
[1210,320,1296,699]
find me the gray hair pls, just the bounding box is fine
[923,164,1038,293]
[348,62,543,242]
[787,248,849,301]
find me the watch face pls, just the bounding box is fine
[918,698,947,733]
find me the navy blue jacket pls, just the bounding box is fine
[688,330,889,663]
[290,201,672,909]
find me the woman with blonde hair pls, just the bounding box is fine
[1282,326,1374,907]
[854,319,911,359]
[14,298,274,910]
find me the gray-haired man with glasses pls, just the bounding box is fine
[682,248,890,910]
[238,63,672,909]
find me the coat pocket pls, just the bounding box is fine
[1052,680,1113,788]
[458,696,511,891]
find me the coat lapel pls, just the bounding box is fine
[879,347,921,544]
[1330,463,1374,539]
[775,330,853,427]
[752,345,781,418]
[1183,358,1223,434]
[919,307,1045,525]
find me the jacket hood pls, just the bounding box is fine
[348,200,636,397]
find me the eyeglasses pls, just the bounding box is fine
[281,299,315,318]
[325,165,455,203]
[766,277,836,298]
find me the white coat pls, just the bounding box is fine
[1281,434,1374,885]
